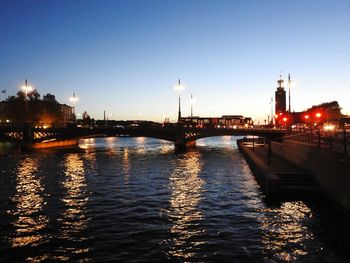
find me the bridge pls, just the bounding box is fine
[0,124,287,149]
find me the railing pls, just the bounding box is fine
[284,128,349,154]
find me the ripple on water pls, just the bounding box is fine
[0,137,349,262]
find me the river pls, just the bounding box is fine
[0,137,349,262]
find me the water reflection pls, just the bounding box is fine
[159,140,173,154]
[260,201,313,261]
[10,157,49,247]
[166,151,205,260]
[105,137,118,156]
[135,137,146,154]
[84,149,97,173]
[60,154,89,243]
[79,138,96,149]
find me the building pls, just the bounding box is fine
[59,104,75,124]
[0,100,75,127]
[275,75,286,115]
[180,115,253,128]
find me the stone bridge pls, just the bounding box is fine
[0,125,287,149]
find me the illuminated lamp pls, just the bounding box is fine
[315,112,322,118]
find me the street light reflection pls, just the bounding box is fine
[260,201,313,261]
[166,151,205,260]
[10,157,48,248]
[61,154,89,243]
[123,148,131,181]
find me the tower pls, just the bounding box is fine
[275,75,286,114]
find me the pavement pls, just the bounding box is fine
[239,141,320,196]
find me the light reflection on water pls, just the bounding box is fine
[10,156,49,248]
[123,148,130,179]
[0,137,349,262]
[260,201,314,262]
[166,151,204,260]
[58,153,89,257]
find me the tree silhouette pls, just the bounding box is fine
[3,92,65,124]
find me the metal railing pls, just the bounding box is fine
[284,127,349,154]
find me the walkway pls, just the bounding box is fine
[238,140,320,196]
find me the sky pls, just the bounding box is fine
[1,0,349,122]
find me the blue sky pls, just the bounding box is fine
[1,0,349,122]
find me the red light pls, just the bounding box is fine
[283,117,288,122]
[304,114,309,120]
[315,112,322,118]
[275,114,279,119]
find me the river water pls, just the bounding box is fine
[0,136,350,262]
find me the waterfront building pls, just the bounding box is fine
[181,115,253,128]
[275,75,286,115]
[0,100,74,127]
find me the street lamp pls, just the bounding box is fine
[21,79,33,123]
[69,93,78,122]
[21,79,33,100]
[269,97,273,126]
[288,73,297,113]
[190,93,195,118]
[174,79,185,123]
[69,92,78,104]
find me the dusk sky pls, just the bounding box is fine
[1,0,349,122]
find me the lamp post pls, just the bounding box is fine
[287,74,298,128]
[269,97,273,126]
[174,79,185,123]
[22,79,33,100]
[21,79,33,123]
[190,93,195,118]
[288,74,297,112]
[288,73,291,113]
[69,93,78,122]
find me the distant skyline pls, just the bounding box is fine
[1,0,349,122]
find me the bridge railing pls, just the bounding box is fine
[284,128,349,154]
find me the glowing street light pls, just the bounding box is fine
[21,79,33,100]
[69,93,78,104]
[21,79,33,123]
[69,93,78,121]
[287,73,297,113]
[174,79,185,122]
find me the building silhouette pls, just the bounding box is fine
[275,75,286,115]
[0,99,74,126]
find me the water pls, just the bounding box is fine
[1,137,350,262]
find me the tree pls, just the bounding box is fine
[3,91,64,124]
[28,89,40,101]
[306,101,343,122]
[43,93,57,103]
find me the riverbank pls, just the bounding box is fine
[269,139,350,215]
[237,139,320,197]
